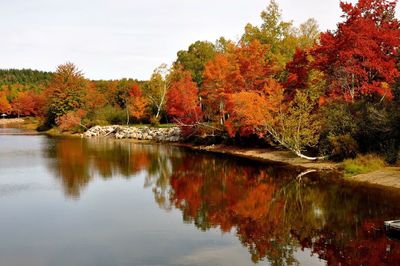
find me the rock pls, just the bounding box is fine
[83,125,182,142]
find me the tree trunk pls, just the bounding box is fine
[265,128,326,161]
[293,150,327,161]
[126,107,130,125]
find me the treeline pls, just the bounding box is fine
[165,0,400,163]
[0,69,53,85]
[1,0,400,163]
[0,69,53,117]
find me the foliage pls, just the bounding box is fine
[0,91,12,114]
[267,90,322,158]
[354,101,400,163]
[88,105,127,126]
[142,64,169,120]
[0,69,52,86]
[4,0,400,163]
[11,91,46,117]
[56,109,87,132]
[241,0,319,69]
[45,62,88,124]
[202,40,276,124]
[313,0,400,101]
[327,134,359,162]
[127,84,148,122]
[319,101,359,159]
[175,41,216,86]
[166,69,202,126]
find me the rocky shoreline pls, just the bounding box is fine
[83,125,182,142]
[81,125,400,191]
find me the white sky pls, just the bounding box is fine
[0,0,391,80]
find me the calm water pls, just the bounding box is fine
[1,128,400,266]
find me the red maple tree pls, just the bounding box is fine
[313,0,400,101]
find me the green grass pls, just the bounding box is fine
[155,123,176,128]
[344,154,386,177]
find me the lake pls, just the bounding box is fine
[1,127,400,266]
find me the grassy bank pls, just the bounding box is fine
[344,154,387,177]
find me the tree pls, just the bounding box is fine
[142,64,169,123]
[0,92,11,114]
[266,91,322,160]
[241,1,320,71]
[226,79,322,160]
[11,91,36,117]
[313,0,400,101]
[202,40,276,124]
[175,41,216,86]
[166,69,202,126]
[127,84,148,123]
[298,18,320,48]
[56,109,87,132]
[225,91,271,137]
[45,62,88,124]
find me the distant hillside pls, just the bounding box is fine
[0,69,53,86]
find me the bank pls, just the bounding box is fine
[82,125,400,191]
[5,120,400,191]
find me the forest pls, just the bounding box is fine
[1,0,400,164]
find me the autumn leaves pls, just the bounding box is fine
[2,0,400,161]
[166,0,400,160]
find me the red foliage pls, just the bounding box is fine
[129,84,142,98]
[11,91,46,117]
[201,40,277,122]
[166,70,202,127]
[56,109,87,131]
[284,48,310,100]
[312,0,400,101]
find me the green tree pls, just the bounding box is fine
[241,0,319,69]
[142,64,170,124]
[175,41,216,86]
[267,91,322,160]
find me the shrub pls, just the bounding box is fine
[150,116,160,127]
[328,134,359,162]
[319,101,359,160]
[88,105,127,125]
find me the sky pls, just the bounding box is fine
[0,0,389,80]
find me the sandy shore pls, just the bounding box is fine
[0,118,25,125]
[182,144,400,191]
[350,167,400,189]
[179,144,340,171]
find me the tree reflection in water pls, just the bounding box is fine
[45,137,400,265]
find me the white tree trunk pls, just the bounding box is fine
[293,150,327,161]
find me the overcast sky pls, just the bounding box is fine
[0,0,392,80]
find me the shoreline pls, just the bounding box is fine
[0,118,25,125]
[4,121,400,191]
[177,143,400,191]
[176,143,340,171]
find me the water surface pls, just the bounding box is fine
[1,128,400,266]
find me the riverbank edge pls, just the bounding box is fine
[0,118,25,125]
[6,119,400,191]
[174,143,340,171]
